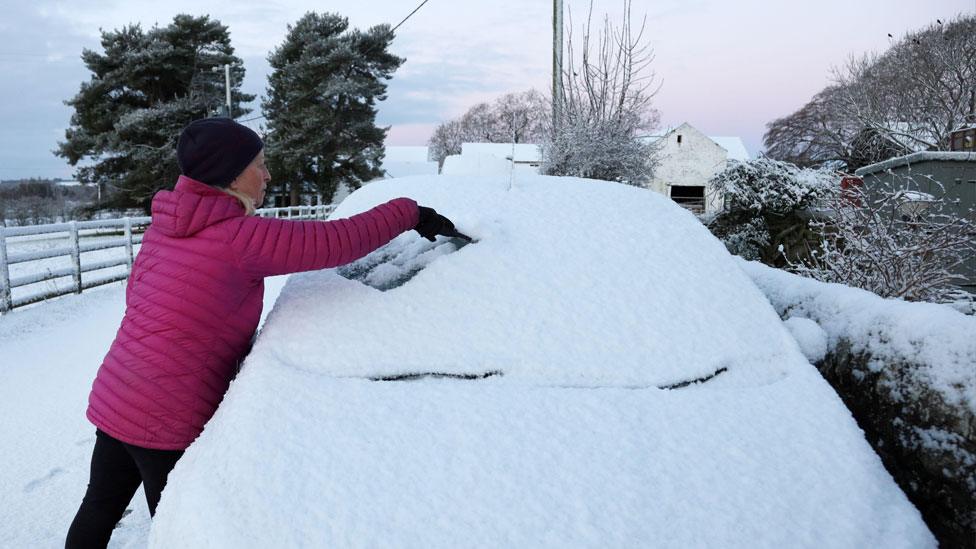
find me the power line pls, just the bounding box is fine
[235,0,431,125]
[392,0,431,33]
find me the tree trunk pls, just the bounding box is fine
[289,181,300,207]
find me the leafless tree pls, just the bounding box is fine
[428,119,467,168]
[763,86,859,168]
[765,15,976,171]
[428,90,547,166]
[789,176,975,302]
[494,91,547,143]
[541,0,661,184]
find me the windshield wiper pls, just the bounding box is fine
[371,370,503,382]
[658,367,728,390]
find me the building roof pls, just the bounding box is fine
[461,143,541,163]
[641,123,751,161]
[381,161,439,179]
[854,151,976,176]
[708,137,751,162]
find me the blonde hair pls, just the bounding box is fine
[223,188,256,216]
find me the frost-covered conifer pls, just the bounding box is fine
[263,13,403,205]
[58,15,253,211]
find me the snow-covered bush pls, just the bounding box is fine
[541,113,658,184]
[706,157,836,265]
[790,176,975,302]
[540,1,660,185]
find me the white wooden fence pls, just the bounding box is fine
[0,205,334,314]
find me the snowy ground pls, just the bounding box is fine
[0,275,289,548]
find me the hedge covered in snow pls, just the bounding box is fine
[739,259,976,547]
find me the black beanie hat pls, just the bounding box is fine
[176,118,264,188]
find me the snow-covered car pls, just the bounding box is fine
[151,175,933,548]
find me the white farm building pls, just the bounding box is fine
[381,146,439,179]
[644,122,750,214]
[441,143,542,177]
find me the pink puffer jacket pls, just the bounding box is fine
[87,175,419,450]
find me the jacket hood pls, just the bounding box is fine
[151,175,246,238]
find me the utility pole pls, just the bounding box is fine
[213,64,232,117]
[509,112,517,191]
[224,64,232,118]
[552,0,564,127]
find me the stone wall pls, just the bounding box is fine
[816,342,975,548]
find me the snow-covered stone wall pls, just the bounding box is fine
[739,259,976,548]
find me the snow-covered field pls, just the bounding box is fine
[4,231,142,304]
[0,275,289,548]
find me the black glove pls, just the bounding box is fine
[414,206,457,242]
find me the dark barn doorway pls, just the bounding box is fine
[669,185,705,214]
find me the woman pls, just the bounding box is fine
[66,118,457,547]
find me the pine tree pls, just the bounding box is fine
[57,15,254,211]
[263,12,403,205]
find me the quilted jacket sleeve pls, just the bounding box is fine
[226,197,420,278]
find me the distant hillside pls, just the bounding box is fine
[0,178,60,186]
[0,179,98,226]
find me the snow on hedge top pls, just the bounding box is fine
[740,259,976,413]
[255,175,806,388]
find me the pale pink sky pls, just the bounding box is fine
[381,0,976,154]
[2,0,974,178]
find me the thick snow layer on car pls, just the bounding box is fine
[150,175,933,548]
[247,175,805,389]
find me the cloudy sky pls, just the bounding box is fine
[1,0,973,180]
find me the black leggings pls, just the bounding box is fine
[65,429,184,549]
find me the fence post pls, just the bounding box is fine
[0,227,11,314]
[70,221,82,294]
[123,217,134,273]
